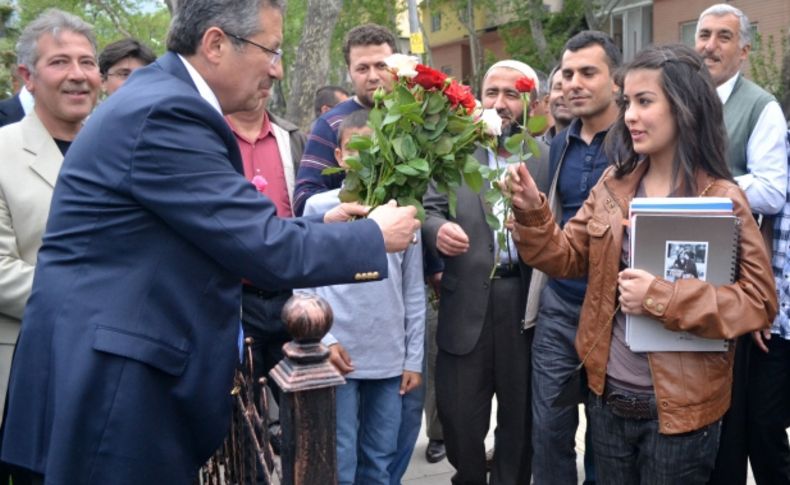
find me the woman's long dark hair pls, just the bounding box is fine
[607,44,733,195]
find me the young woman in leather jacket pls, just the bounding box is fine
[506,44,777,484]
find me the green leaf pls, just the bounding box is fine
[343,156,363,171]
[408,158,429,172]
[448,190,458,218]
[339,187,360,203]
[528,115,549,134]
[392,135,418,160]
[434,136,454,156]
[463,154,480,174]
[504,133,525,154]
[464,170,484,193]
[426,93,446,115]
[395,164,421,176]
[321,166,345,175]
[347,134,373,151]
[397,196,425,222]
[527,137,542,158]
[368,108,384,128]
[447,116,468,134]
[483,188,502,206]
[383,113,402,126]
[373,186,387,204]
[485,213,501,231]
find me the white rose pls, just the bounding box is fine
[480,109,503,136]
[384,54,419,79]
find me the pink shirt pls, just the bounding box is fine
[226,112,292,218]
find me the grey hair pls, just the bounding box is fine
[166,0,284,55]
[697,3,751,48]
[16,8,97,75]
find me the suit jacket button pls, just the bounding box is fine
[372,271,379,278]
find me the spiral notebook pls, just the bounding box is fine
[626,213,740,352]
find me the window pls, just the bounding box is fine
[431,13,442,32]
[680,20,697,47]
[610,4,653,62]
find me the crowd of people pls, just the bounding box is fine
[0,1,787,484]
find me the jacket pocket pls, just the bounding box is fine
[587,219,611,268]
[92,325,189,377]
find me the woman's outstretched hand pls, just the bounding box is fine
[505,163,542,211]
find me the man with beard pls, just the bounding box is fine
[694,5,789,485]
[0,8,101,483]
[293,24,398,216]
[525,31,621,485]
[541,65,573,144]
[423,59,549,485]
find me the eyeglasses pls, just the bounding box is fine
[225,32,283,66]
[105,69,133,80]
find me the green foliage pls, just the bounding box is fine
[329,75,497,221]
[750,30,787,104]
[499,0,586,72]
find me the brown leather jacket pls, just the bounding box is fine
[512,161,777,434]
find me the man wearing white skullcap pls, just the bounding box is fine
[422,58,550,484]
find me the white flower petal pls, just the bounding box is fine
[481,109,503,136]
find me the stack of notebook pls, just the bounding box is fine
[626,197,739,352]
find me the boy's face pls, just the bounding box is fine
[335,126,373,168]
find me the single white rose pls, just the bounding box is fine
[480,109,503,136]
[384,53,419,79]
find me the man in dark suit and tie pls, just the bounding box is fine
[0,1,419,483]
[0,86,32,127]
[423,60,551,485]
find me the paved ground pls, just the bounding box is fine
[401,402,768,484]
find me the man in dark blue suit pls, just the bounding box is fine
[0,89,28,127]
[0,1,420,483]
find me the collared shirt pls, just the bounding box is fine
[487,149,519,265]
[177,54,244,359]
[177,54,222,115]
[226,112,292,217]
[19,86,34,115]
[771,131,790,340]
[549,118,611,304]
[717,72,788,215]
[293,97,366,216]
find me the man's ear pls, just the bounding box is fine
[18,64,34,93]
[199,27,227,65]
[334,146,343,165]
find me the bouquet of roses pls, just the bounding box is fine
[323,54,504,220]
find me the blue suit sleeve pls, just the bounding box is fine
[129,100,388,290]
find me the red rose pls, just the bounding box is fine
[413,64,447,90]
[460,90,477,113]
[443,81,474,109]
[515,76,536,93]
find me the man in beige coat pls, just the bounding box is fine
[0,9,100,423]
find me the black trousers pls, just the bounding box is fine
[436,275,533,485]
[747,336,790,484]
[240,287,292,405]
[708,335,751,485]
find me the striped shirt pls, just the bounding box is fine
[770,131,790,340]
[293,98,366,215]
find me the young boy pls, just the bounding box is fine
[301,109,425,485]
